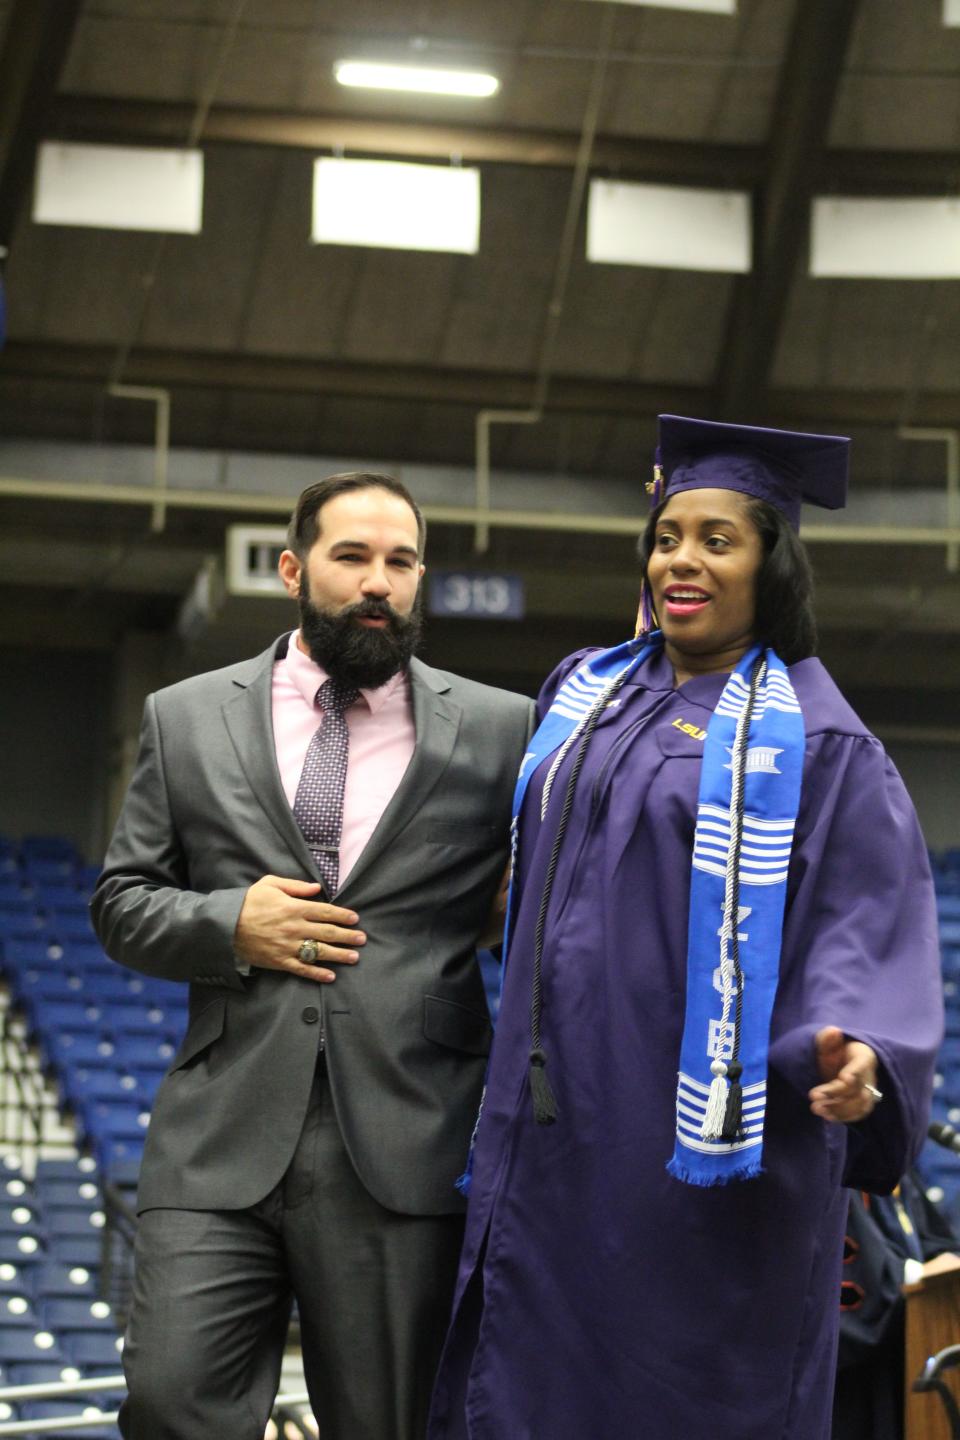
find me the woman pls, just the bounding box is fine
[427,416,944,1440]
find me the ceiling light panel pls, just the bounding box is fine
[587,179,751,273]
[33,143,203,234]
[944,0,960,26]
[334,61,499,98]
[576,0,735,13]
[312,158,480,255]
[811,197,960,279]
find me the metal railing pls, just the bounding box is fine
[0,1375,313,1436]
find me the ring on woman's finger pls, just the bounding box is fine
[862,1081,883,1102]
[298,939,320,965]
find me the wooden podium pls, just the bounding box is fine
[904,1253,960,1440]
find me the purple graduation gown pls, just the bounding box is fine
[428,648,943,1440]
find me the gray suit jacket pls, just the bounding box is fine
[91,635,534,1216]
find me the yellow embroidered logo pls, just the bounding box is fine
[672,717,707,742]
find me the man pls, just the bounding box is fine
[91,472,534,1440]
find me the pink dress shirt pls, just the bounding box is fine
[272,633,415,888]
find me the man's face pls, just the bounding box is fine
[278,487,425,689]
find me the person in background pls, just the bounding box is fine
[92,471,533,1440]
[427,416,944,1440]
[834,1173,960,1440]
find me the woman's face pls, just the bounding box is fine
[646,487,764,670]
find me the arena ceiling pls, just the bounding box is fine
[0,0,959,722]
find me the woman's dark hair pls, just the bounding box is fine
[287,471,426,560]
[637,495,817,663]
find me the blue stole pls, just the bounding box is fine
[508,635,804,1189]
[666,644,804,1185]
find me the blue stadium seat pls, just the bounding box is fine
[0,880,32,903]
[0,1327,65,1364]
[33,1160,100,1185]
[48,916,100,947]
[0,1294,41,1328]
[110,1036,175,1073]
[94,1138,144,1174]
[44,1211,105,1243]
[16,971,87,1012]
[6,1360,84,1386]
[0,1233,45,1267]
[30,1262,98,1300]
[0,937,64,971]
[63,1330,123,1370]
[45,1034,118,1069]
[41,1297,117,1332]
[99,1003,181,1040]
[65,953,119,983]
[0,896,41,919]
[0,910,46,938]
[44,1236,102,1269]
[58,1067,142,1109]
[32,1178,100,1210]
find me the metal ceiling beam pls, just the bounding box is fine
[717,0,862,420]
[45,95,959,197]
[3,339,960,431]
[0,0,85,250]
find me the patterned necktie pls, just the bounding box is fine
[292,678,360,896]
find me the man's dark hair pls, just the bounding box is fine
[286,471,427,560]
[637,496,817,663]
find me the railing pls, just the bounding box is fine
[0,1376,314,1436]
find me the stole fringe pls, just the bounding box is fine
[666,1155,764,1188]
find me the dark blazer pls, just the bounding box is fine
[91,636,534,1216]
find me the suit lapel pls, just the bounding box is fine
[221,636,320,876]
[338,658,462,900]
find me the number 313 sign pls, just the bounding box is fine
[427,572,525,620]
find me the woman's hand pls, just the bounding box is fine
[808,1026,881,1124]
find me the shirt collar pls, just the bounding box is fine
[287,630,407,715]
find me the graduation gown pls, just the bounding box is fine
[428,648,943,1440]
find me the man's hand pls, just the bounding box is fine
[808,1026,881,1124]
[234,875,366,982]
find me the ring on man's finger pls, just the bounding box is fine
[298,939,320,965]
[862,1082,883,1102]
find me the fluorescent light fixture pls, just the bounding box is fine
[33,142,203,234]
[945,0,960,26]
[587,178,751,272]
[312,157,480,254]
[577,0,735,12]
[811,196,960,279]
[334,60,499,98]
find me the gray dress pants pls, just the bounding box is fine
[119,1060,465,1440]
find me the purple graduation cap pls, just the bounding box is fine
[651,415,850,531]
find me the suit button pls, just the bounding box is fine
[302,1007,319,1024]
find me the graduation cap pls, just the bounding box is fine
[650,415,850,531]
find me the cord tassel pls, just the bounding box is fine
[529,1047,558,1125]
[700,1058,729,1140]
[721,1059,744,1141]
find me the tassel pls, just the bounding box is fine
[454,1169,472,1198]
[700,1058,729,1140]
[721,1060,743,1141]
[529,1047,558,1125]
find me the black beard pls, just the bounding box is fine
[297,587,422,690]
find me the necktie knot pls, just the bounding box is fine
[316,678,360,716]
